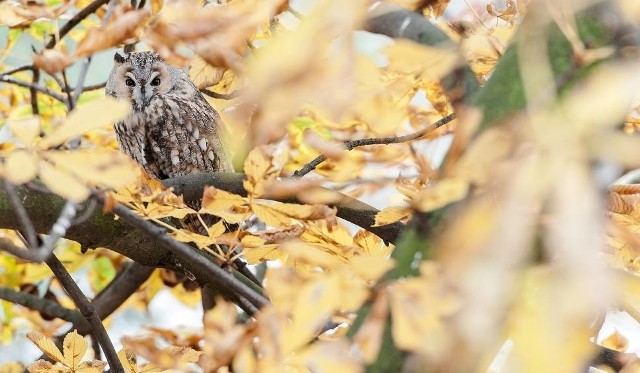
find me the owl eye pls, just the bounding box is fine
[125,78,135,87]
[150,77,161,86]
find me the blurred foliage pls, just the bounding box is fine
[0,0,640,372]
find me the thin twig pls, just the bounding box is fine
[61,69,74,110]
[0,65,33,79]
[0,200,76,262]
[73,81,106,92]
[45,0,111,49]
[72,57,92,101]
[45,254,123,373]
[94,192,269,313]
[0,286,89,329]
[71,199,98,226]
[293,113,456,177]
[1,180,38,248]
[0,76,66,102]
[30,68,40,114]
[201,89,241,100]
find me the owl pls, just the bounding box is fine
[106,51,233,181]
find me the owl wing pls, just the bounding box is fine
[144,93,233,180]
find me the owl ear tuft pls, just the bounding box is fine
[114,52,125,64]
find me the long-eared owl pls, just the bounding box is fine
[106,51,233,180]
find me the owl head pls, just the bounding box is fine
[106,51,189,111]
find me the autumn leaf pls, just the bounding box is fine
[373,205,411,227]
[74,5,151,57]
[27,330,105,372]
[3,150,38,185]
[38,97,130,149]
[251,200,336,228]
[34,49,73,75]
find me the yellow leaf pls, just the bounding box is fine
[373,205,411,227]
[26,331,68,365]
[349,255,395,282]
[8,117,40,145]
[26,360,54,373]
[353,229,394,257]
[39,161,90,202]
[4,150,38,184]
[243,145,281,196]
[385,39,459,81]
[76,361,105,373]
[189,56,224,89]
[251,201,336,228]
[42,149,139,188]
[600,330,628,352]
[62,331,87,369]
[352,290,389,363]
[284,274,343,353]
[39,97,129,149]
[414,178,469,212]
[243,244,280,264]
[200,186,247,213]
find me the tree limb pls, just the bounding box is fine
[292,113,456,178]
[46,254,123,372]
[94,192,269,313]
[0,76,66,103]
[0,286,89,329]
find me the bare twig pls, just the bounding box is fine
[0,65,33,79]
[72,57,93,101]
[46,254,123,373]
[293,113,456,178]
[45,0,111,49]
[0,286,89,329]
[30,69,40,114]
[0,76,66,103]
[94,192,269,314]
[0,200,76,262]
[73,81,106,92]
[61,69,74,110]
[201,89,241,100]
[1,180,38,248]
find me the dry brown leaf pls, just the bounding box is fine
[74,6,151,57]
[34,49,73,75]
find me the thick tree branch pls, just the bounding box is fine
[46,254,123,372]
[163,173,403,244]
[94,192,269,313]
[292,113,456,178]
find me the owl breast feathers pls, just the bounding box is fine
[106,51,233,180]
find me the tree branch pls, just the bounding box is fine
[45,0,111,50]
[201,89,240,100]
[0,76,66,103]
[0,198,76,262]
[1,180,38,248]
[45,254,123,372]
[293,113,455,178]
[0,286,89,329]
[94,192,270,314]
